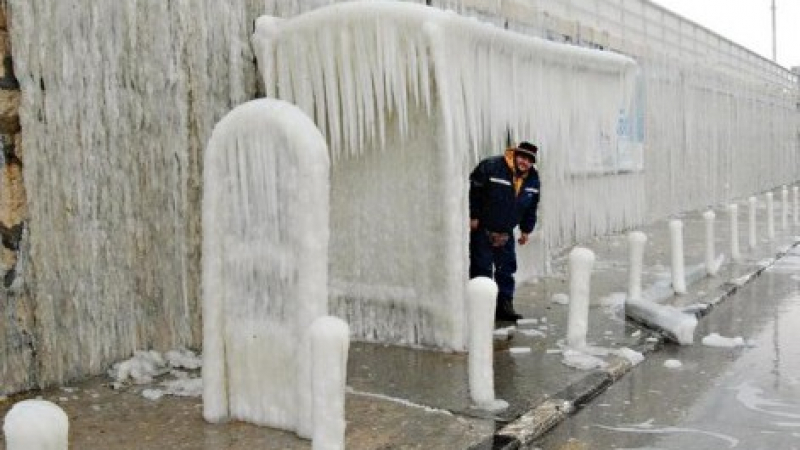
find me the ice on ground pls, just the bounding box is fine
[142,389,164,401]
[517,318,539,325]
[509,347,532,355]
[562,349,608,370]
[613,347,645,366]
[165,348,202,370]
[551,293,570,305]
[702,333,745,347]
[493,326,516,338]
[664,359,683,369]
[108,350,169,384]
[625,298,697,345]
[518,329,546,338]
[682,303,709,316]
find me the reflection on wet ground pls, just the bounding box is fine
[536,264,800,449]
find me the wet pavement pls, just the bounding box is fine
[2,192,799,449]
[535,251,800,449]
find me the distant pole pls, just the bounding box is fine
[772,0,777,62]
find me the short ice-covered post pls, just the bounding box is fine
[748,196,758,248]
[782,186,789,231]
[567,247,596,349]
[703,210,719,276]
[467,277,508,411]
[309,316,350,450]
[728,204,741,262]
[627,231,647,301]
[669,219,686,294]
[766,191,775,241]
[3,399,69,450]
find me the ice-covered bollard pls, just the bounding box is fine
[782,187,789,231]
[766,191,775,241]
[748,196,757,248]
[3,399,69,450]
[728,204,741,262]
[703,210,719,276]
[669,220,686,294]
[467,277,508,411]
[566,247,596,349]
[309,316,350,450]
[627,231,647,301]
[794,186,799,226]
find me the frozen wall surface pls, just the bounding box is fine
[4,0,259,388]
[253,2,638,350]
[202,98,329,432]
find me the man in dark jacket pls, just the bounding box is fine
[469,141,540,322]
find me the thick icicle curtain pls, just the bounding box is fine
[254,2,639,349]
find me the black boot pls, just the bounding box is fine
[495,298,523,322]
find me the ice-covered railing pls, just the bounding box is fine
[253,1,639,349]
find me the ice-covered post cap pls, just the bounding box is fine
[466,277,507,412]
[669,219,686,294]
[567,247,596,349]
[627,231,647,301]
[3,399,69,450]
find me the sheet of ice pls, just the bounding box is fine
[613,347,644,366]
[663,359,683,369]
[202,98,330,434]
[3,399,69,450]
[551,293,570,305]
[517,329,546,338]
[701,333,745,348]
[517,318,539,326]
[561,349,608,370]
[625,298,697,345]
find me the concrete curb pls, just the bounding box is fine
[468,243,799,450]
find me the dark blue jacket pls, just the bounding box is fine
[469,151,540,234]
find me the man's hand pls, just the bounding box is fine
[518,233,529,245]
[470,219,479,231]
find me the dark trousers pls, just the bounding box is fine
[469,229,517,302]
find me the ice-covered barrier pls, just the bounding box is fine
[202,99,330,435]
[625,299,697,345]
[566,247,596,349]
[669,219,687,294]
[3,399,69,450]
[252,1,639,350]
[627,231,647,301]
[467,277,508,412]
